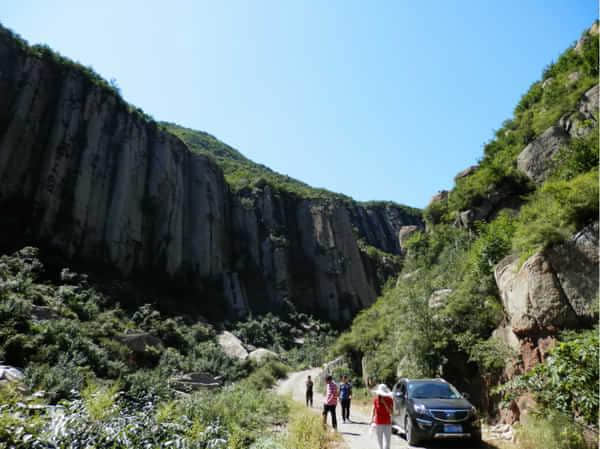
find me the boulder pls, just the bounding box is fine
[248,348,279,363]
[170,372,221,391]
[492,324,520,352]
[578,84,599,121]
[575,22,599,53]
[517,125,569,183]
[546,222,599,322]
[560,85,599,138]
[31,305,61,321]
[428,289,452,309]
[430,190,449,203]
[398,225,420,252]
[217,331,248,360]
[541,77,554,89]
[0,364,24,383]
[566,71,581,85]
[118,333,162,354]
[494,253,578,336]
[454,165,478,181]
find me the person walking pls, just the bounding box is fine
[322,375,338,430]
[339,375,352,423]
[305,375,314,407]
[370,384,394,449]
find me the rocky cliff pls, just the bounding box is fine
[0,26,422,323]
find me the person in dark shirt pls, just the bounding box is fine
[339,375,353,423]
[305,375,314,407]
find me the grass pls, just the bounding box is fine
[284,400,341,449]
[515,413,590,449]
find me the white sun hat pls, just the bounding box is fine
[372,384,393,397]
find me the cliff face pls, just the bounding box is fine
[0,32,229,284]
[0,27,422,322]
[228,188,421,321]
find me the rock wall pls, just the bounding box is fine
[0,27,422,323]
[228,187,421,321]
[0,31,229,285]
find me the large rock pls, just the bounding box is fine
[118,333,162,354]
[428,289,452,309]
[0,364,25,383]
[492,324,520,352]
[494,223,598,337]
[454,165,478,181]
[494,253,578,336]
[545,222,599,322]
[517,125,569,183]
[217,331,248,360]
[170,372,221,391]
[559,84,599,138]
[575,22,600,53]
[398,225,420,252]
[248,348,279,364]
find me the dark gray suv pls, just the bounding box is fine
[392,378,482,446]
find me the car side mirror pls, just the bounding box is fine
[462,392,470,399]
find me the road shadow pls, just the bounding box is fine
[392,437,502,449]
[347,420,370,425]
[340,432,362,436]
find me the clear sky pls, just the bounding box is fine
[2,1,597,208]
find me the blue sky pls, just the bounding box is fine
[2,1,596,208]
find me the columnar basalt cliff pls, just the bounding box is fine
[0,26,422,322]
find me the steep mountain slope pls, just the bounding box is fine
[333,21,598,436]
[0,24,422,323]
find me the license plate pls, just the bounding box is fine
[444,424,462,433]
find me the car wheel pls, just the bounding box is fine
[405,416,421,446]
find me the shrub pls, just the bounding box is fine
[516,412,589,449]
[25,355,89,403]
[513,170,598,257]
[498,329,598,427]
[285,403,336,449]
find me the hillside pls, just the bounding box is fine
[332,21,599,447]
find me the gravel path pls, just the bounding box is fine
[276,367,493,449]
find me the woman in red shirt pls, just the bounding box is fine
[370,384,394,449]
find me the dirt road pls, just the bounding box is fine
[277,367,492,449]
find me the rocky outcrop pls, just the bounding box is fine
[217,331,248,360]
[494,253,578,336]
[118,333,162,355]
[494,222,598,337]
[0,26,423,323]
[517,126,570,183]
[428,288,452,309]
[248,348,278,363]
[454,165,478,181]
[398,225,420,252]
[0,29,229,284]
[170,372,222,391]
[493,222,598,389]
[0,364,25,383]
[518,85,598,183]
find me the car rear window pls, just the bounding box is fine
[407,382,461,399]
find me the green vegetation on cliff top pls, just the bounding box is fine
[163,122,421,216]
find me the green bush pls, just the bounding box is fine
[513,170,598,257]
[516,412,589,449]
[498,329,598,427]
[551,132,599,181]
